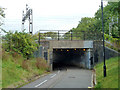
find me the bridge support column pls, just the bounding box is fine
[86,49,92,69]
[48,49,53,71]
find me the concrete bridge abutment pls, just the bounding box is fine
[40,40,94,71]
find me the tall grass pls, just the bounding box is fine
[2,50,49,88]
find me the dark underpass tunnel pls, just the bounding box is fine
[53,48,87,70]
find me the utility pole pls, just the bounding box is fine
[101,0,106,77]
[22,4,33,34]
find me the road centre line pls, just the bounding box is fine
[35,70,60,87]
[50,74,56,78]
[58,70,60,74]
[35,80,47,87]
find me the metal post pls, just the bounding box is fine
[22,22,24,32]
[22,11,24,32]
[101,0,106,77]
[29,9,33,34]
[29,16,30,33]
[26,4,28,11]
[22,5,33,34]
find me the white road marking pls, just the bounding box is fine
[35,71,60,87]
[50,74,56,78]
[58,70,60,74]
[35,80,47,87]
[88,86,92,88]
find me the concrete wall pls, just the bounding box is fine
[49,40,93,49]
[93,41,119,63]
[49,40,93,69]
[39,40,94,70]
[79,49,92,69]
[105,46,119,59]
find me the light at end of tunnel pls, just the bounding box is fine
[67,50,69,52]
[74,48,76,51]
[56,49,57,51]
[83,49,86,51]
[61,49,63,51]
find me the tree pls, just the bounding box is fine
[95,2,118,37]
[67,2,119,40]
[2,30,38,59]
[65,17,102,40]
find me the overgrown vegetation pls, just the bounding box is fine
[2,30,38,59]
[64,2,119,48]
[0,6,51,88]
[1,29,50,88]
[2,50,49,88]
[94,57,119,88]
[105,33,120,52]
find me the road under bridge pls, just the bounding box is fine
[34,30,118,71]
[40,40,94,70]
[33,30,104,70]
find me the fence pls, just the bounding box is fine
[38,30,102,42]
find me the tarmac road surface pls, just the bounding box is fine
[21,68,92,88]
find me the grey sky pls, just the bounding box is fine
[0,0,107,34]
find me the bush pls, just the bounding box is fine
[36,58,48,70]
[2,30,38,59]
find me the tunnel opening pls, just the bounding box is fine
[53,48,88,70]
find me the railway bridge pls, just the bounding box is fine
[40,40,94,70]
[35,30,103,70]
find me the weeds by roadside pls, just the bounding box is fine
[2,50,50,88]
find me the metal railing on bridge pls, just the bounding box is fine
[38,30,102,42]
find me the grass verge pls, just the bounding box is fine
[2,50,50,88]
[94,57,119,88]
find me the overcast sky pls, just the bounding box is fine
[0,0,108,34]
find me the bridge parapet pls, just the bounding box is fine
[49,40,93,49]
[38,30,102,42]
